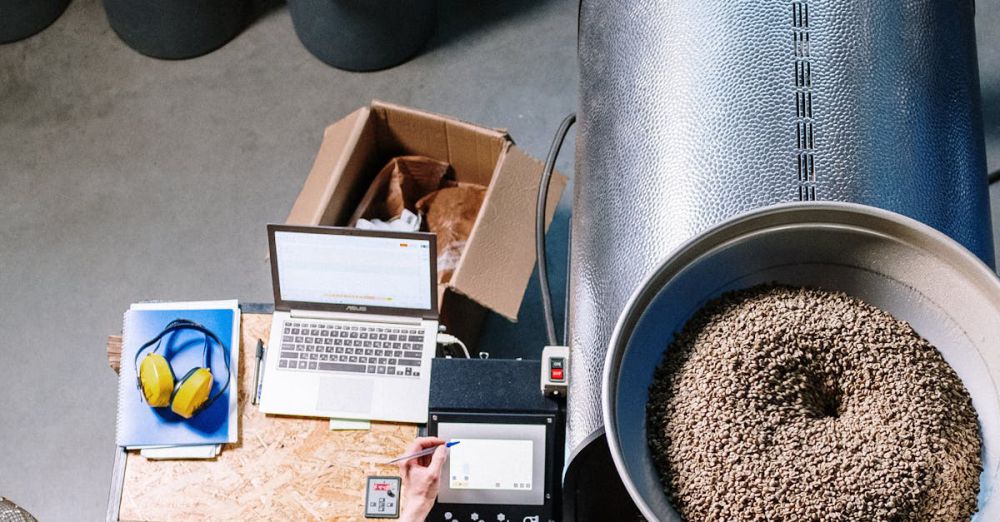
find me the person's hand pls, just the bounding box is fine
[398,436,448,522]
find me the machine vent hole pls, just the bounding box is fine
[792,0,817,201]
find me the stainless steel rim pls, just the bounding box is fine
[602,201,1000,521]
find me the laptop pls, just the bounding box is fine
[260,224,438,423]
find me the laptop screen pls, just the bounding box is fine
[268,225,437,317]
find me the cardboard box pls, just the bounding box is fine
[287,101,567,349]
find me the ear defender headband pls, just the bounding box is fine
[134,319,231,419]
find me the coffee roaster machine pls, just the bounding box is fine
[564,0,1000,520]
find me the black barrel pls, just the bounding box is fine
[102,0,248,59]
[0,0,71,44]
[287,0,436,71]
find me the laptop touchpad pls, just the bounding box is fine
[317,377,373,413]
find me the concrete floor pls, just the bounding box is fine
[0,0,998,520]
[0,1,576,519]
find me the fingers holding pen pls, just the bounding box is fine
[427,444,448,474]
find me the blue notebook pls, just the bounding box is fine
[116,302,240,448]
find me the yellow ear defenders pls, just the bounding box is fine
[134,319,231,419]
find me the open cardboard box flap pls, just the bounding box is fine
[287,101,566,321]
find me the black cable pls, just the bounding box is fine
[537,113,576,347]
[989,169,1000,185]
[563,217,573,347]
[133,319,202,371]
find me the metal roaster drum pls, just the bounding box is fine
[602,203,1000,520]
[571,0,997,517]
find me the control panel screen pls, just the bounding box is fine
[436,422,546,506]
[448,439,534,491]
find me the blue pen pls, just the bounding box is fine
[385,441,460,464]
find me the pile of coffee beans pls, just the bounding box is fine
[647,285,981,521]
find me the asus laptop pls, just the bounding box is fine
[260,224,438,423]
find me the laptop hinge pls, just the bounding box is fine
[289,309,423,325]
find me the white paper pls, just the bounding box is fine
[140,444,221,459]
[356,209,422,232]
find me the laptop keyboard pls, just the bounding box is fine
[278,320,425,377]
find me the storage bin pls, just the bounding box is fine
[102,0,248,59]
[0,0,71,44]
[287,0,436,71]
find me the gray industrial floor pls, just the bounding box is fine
[0,1,998,520]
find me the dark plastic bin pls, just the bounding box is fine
[102,0,248,59]
[287,0,436,71]
[0,0,71,44]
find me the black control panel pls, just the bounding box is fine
[427,358,564,522]
[431,503,548,522]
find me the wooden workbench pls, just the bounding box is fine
[106,313,418,521]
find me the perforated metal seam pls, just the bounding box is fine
[793,0,817,201]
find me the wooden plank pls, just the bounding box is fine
[108,335,122,374]
[115,313,418,521]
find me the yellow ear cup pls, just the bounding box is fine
[171,367,214,419]
[139,354,174,407]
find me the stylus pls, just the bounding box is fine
[384,440,460,464]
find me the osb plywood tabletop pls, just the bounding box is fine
[112,313,418,521]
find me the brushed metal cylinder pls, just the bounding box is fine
[569,0,995,460]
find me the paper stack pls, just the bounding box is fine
[115,300,240,459]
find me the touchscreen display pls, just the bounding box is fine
[436,422,547,506]
[448,439,534,491]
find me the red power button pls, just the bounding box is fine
[551,368,564,381]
